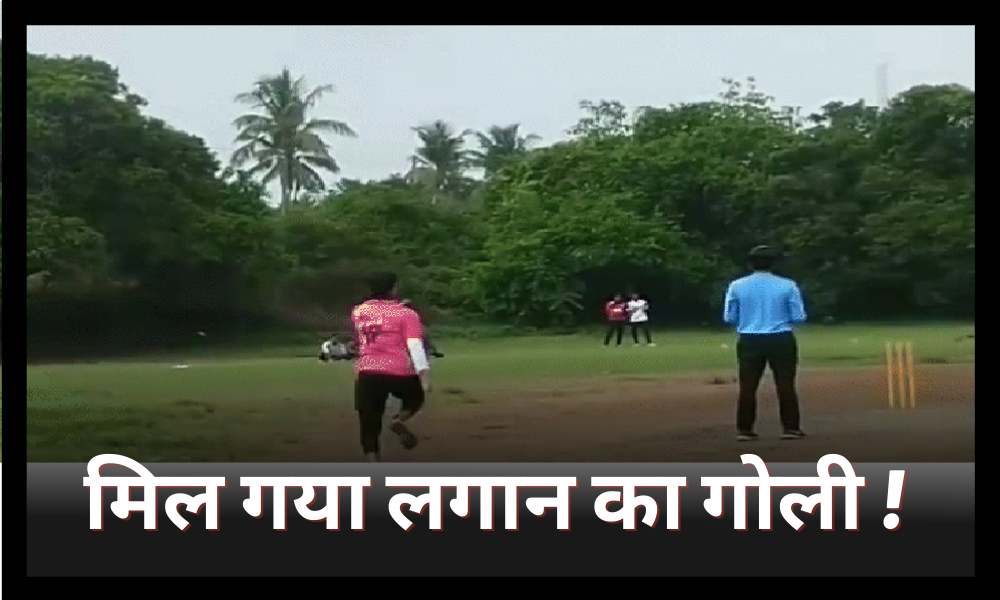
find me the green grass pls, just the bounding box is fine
[25,323,974,462]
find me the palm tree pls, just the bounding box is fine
[469,124,541,178]
[230,68,356,213]
[410,121,473,203]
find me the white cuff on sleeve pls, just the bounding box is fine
[407,338,430,372]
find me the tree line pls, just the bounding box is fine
[26,50,974,358]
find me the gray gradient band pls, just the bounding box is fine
[28,462,974,576]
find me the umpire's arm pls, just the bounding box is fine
[722,284,738,324]
[787,284,807,323]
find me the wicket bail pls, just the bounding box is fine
[885,341,916,409]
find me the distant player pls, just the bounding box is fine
[603,294,627,346]
[319,337,354,361]
[349,272,431,462]
[626,293,654,346]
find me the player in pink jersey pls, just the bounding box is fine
[350,272,430,462]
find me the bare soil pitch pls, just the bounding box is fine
[272,364,975,463]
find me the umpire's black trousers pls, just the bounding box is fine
[736,332,800,433]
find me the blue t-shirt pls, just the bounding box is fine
[723,272,807,334]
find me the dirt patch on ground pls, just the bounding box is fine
[272,364,975,463]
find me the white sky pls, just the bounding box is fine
[26,26,975,200]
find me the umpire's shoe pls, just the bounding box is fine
[736,432,758,442]
[781,430,807,440]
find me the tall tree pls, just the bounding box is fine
[27,51,282,305]
[567,100,631,140]
[469,124,541,179]
[410,120,473,202]
[230,68,356,214]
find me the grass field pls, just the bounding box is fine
[25,323,975,463]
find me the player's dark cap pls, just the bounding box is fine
[748,245,778,259]
[747,245,779,270]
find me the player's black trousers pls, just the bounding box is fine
[630,322,653,344]
[735,332,801,433]
[355,372,425,454]
[604,322,625,345]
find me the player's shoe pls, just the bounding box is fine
[390,418,419,449]
[736,432,758,442]
[781,430,806,440]
[648,343,656,347]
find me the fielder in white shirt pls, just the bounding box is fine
[626,293,655,346]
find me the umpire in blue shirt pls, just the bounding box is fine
[723,246,807,442]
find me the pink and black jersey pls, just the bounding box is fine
[605,301,626,322]
[351,299,425,376]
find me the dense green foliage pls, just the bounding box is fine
[25,50,974,358]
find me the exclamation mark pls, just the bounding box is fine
[883,471,906,530]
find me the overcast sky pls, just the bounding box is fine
[27,26,975,197]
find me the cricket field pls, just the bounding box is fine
[25,323,975,463]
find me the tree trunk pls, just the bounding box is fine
[432,167,445,205]
[280,168,291,215]
[282,152,295,214]
[280,186,290,214]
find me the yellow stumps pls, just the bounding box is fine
[886,341,915,409]
[886,342,894,409]
[906,342,916,408]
